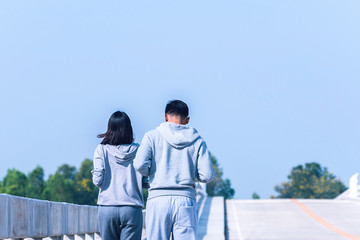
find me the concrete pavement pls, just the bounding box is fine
[198,196,225,240]
[226,199,360,240]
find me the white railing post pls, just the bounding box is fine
[63,235,74,240]
[84,233,94,240]
[94,233,101,240]
[349,173,359,198]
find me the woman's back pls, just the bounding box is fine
[91,111,144,240]
[92,143,143,207]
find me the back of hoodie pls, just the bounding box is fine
[134,122,215,200]
[92,143,144,207]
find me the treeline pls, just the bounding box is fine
[274,162,347,199]
[207,153,235,199]
[0,153,235,205]
[252,162,347,199]
[0,159,98,205]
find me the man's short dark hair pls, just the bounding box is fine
[165,100,189,118]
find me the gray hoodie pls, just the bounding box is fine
[92,143,144,207]
[133,122,215,200]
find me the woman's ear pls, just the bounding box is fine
[165,114,168,122]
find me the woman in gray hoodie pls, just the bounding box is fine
[92,111,144,240]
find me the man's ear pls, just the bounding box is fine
[165,114,168,122]
[185,116,190,124]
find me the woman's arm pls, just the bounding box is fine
[91,145,105,187]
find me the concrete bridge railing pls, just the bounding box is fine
[1,183,209,240]
[349,173,360,198]
[336,173,360,200]
[0,194,100,240]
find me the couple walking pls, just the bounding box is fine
[92,100,215,240]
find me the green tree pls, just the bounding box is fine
[74,159,98,205]
[42,164,77,203]
[274,162,346,199]
[2,169,28,197]
[252,192,260,199]
[27,166,45,199]
[206,153,235,199]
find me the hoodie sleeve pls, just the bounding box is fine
[133,133,152,177]
[91,145,105,187]
[196,140,215,183]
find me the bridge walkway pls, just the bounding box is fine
[226,199,360,240]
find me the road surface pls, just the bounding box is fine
[226,199,360,240]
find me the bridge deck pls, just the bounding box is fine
[4,194,360,240]
[226,199,360,240]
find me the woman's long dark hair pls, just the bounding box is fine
[98,111,134,145]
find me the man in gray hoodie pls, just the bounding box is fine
[134,100,215,240]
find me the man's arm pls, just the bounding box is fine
[133,133,152,176]
[197,141,215,183]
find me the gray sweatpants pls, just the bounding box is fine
[98,206,143,240]
[145,196,197,240]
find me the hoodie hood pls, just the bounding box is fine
[156,122,200,149]
[104,143,139,164]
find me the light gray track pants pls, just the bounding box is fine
[146,196,197,240]
[98,205,143,240]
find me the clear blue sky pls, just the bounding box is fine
[1,1,359,199]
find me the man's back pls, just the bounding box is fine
[133,99,215,240]
[134,122,214,200]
